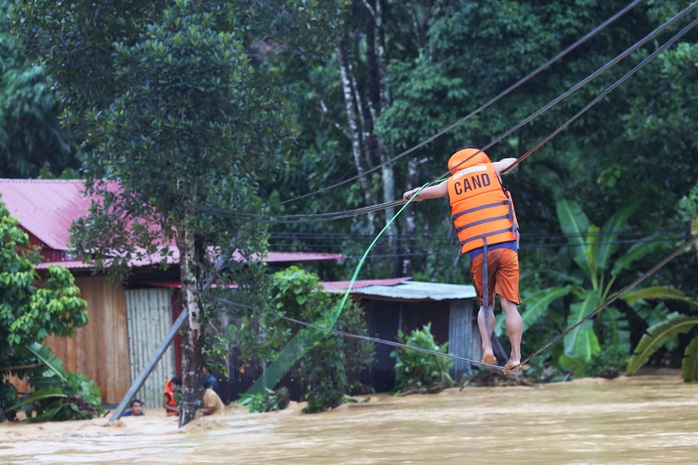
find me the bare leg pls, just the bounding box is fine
[477,304,496,365]
[500,296,522,374]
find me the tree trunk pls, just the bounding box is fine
[336,40,376,233]
[368,0,401,276]
[402,156,423,276]
[178,224,205,427]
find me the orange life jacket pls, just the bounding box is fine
[448,162,519,254]
[163,379,178,416]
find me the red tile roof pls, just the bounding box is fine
[0,179,345,269]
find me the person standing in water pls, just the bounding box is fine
[403,146,523,374]
[162,376,181,416]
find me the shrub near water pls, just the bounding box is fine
[391,323,455,394]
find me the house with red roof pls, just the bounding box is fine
[1,178,482,405]
[0,179,348,406]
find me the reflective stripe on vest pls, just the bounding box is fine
[448,162,518,254]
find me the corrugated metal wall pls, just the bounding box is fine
[125,288,176,410]
[449,299,480,378]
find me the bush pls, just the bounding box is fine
[240,387,290,413]
[391,323,455,394]
[587,345,629,379]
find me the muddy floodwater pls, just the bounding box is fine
[1,372,697,464]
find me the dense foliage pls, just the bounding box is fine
[7,343,104,422]
[0,1,77,178]
[262,0,698,376]
[6,0,697,393]
[271,267,373,412]
[13,0,348,425]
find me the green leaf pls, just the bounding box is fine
[681,336,698,382]
[5,386,66,412]
[597,203,636,271]
[495,285,573,336]
[627,313,698,375]
[556,199,591,275]
[611,236,666,277]
[623,286,698,308]
[558,354,587,376]
[25,342,68,384]
[564,291,601,360]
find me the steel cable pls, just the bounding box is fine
[268,0,645,208]
[194,2,696,225]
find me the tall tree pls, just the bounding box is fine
[15,0,347,425]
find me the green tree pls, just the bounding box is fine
[0,197,88,422]
[267,266,374,412]
[14,0,347,426]
[0,1,77,178]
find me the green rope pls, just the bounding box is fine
[242,184,434,398]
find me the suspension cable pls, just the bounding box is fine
[202,234,696,374]
[516,234,698,370]
[194,2,695,224]
[211,296,502,369]
[502,12,698,174]
[269,0,645,207]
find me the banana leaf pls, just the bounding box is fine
[681,336,698,382]
[623,286,698,308]
[611,237,666,277]
[556,199,591,275]
[626,312,698,375]
[584,225,601,289]
[25,342,68,385]
[599,306,631,351]
[564,320,600,361]
[559,354,587,376]
[5,386,66,412]
[598,203,636,272]
[564,291,601,360]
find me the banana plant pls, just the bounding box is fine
[494,199,668,374]
[623,287,698,381]
[6,343,103,421]
[553,199,666,370]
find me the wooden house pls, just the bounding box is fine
[0,179,345,407]
[1,178,483,406]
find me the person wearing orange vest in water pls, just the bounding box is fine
[403,146,523,374]
[162,376,181,416]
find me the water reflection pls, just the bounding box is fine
[1,374,697,464]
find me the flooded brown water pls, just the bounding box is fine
[1,373,697,464]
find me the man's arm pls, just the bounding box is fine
[492,158,518,175]
[403,180,448,202]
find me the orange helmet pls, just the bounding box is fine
[448,147,490,174]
